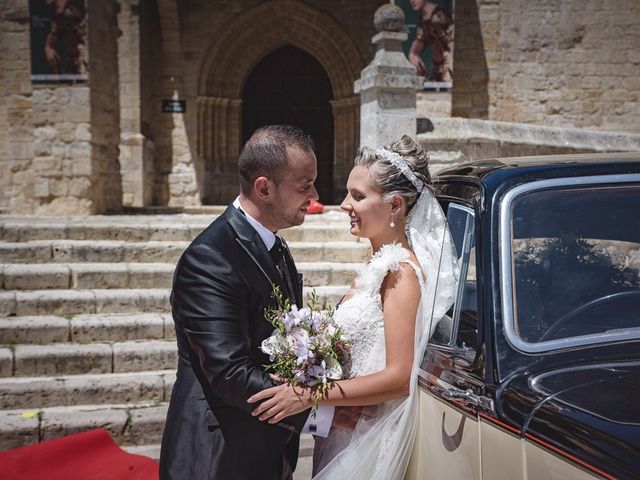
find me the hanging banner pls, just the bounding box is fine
[29,0,88,83]
[398,0,454,90]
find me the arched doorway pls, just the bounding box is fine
[242,45,334,203]
[197,0,362,205]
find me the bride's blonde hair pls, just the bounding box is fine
[353,135,431,212]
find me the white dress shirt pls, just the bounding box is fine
[233,197,334,437]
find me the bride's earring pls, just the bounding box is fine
[389,212,396,228]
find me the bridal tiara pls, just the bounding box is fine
[375,147,424,193]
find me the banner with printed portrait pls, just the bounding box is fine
[29,0,88,83]
[398,0,454,90]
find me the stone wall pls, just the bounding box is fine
[0,3,35,214]
[31,86,94,214]
[1,0,122,214]
[420,118,640,174]
[2,0,639,214]
[26,0,122,214]
[146,0,375,206]
[451,0,640,132]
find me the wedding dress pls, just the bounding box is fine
[312,243,423,474]
[311,189,460,479]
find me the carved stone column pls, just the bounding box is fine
[354,4,422,148]
[118,0,153,207]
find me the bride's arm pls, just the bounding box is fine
[247,263,420,424]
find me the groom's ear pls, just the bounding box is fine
[254,176,273,202]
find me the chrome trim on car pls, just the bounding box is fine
[500,173,640,354]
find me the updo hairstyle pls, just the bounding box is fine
[353,135,431,212]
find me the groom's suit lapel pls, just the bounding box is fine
[223,204,288,298]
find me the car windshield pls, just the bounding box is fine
[511,183,640,345]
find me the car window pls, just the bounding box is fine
[508,183,640,348]
[456,241,478,349]
[429,203,477,348]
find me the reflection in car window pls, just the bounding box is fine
[511,185,640,344]
[430,203,477,348]
[456,242,478,349]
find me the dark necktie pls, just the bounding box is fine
[270,236,297,304]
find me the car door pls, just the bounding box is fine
[407,203,484,480]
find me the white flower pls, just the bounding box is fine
[312,333,330,349]
[311,312,326,332]
[283,305,312,331]
[324,355,343,380]
[307,360,328,385]
[307,357,343,385]
[296,306,312,326]
[293,369,306,384]
[261,331,288,357]
[290,327,312,360]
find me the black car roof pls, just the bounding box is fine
[433,152,640,185]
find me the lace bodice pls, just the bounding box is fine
[334,243,424,379]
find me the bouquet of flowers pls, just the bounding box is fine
[261,286,350,413]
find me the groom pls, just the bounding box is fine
[159,125,333,480]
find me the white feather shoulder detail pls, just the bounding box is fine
[354,243,411,293]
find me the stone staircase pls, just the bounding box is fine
[0,210,365,468]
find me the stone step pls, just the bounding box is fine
[0,404,315,458]
[122,433,315,464]
[0,370,175,410]
[0,402,168,450]
[1,262,360,291]
[0,313,174,345]
[0,399,316,456]
[0,240,369,264]
[0,288,171,317]
[0,285,348,318]
[0,215,352,243]
[1,340,178,378]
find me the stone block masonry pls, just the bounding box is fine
[452,0,640,131]
[1,0,122,215]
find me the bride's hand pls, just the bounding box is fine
[247,382,313,424]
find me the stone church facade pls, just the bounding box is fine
[1,0,639,215]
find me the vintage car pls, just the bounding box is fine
[407,153,640,480]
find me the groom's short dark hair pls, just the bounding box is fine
[238,125,315,195]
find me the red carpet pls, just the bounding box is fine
[0,429,158,480]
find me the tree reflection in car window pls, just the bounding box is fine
[511,185,640,344]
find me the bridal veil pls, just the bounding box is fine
[313,188,460,479]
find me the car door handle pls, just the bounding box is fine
[432,387,494,412]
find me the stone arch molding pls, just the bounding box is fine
[198,0,363,100]
[196,0,362,204]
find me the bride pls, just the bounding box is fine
[248,135,459,479]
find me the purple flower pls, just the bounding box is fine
[290,327,313,360]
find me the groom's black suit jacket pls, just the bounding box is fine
[159,205,309,480]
